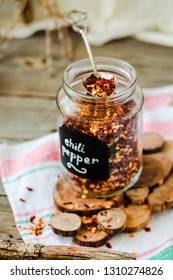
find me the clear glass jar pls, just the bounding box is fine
[56,57,144,197]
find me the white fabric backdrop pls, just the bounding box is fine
[0,0,173,47]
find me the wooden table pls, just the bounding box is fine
[0,32,173,257]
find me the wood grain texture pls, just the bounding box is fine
[0,96,57,142]
[0,197,21,240]
[0,239,135,260]
[0,33,173,100]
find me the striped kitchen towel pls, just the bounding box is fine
[0,85,173,260]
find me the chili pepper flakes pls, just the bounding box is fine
[19,198,26,203]
[24,216,47,236]
[30,215,36,223]
[63,98,141,196]
[27,187,33,191]
[83,74,116,97]
[144,227,151,232]
[106,242,112,249]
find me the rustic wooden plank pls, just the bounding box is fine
[0,34,173,99]
[0,196,21,240]
[0,180,5,196]
[0,240,135,260]
[0,96,58,143]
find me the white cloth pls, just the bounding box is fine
[0,0,173,47]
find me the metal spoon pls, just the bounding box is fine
[65,10,117,96]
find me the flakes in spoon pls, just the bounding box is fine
[83,74,117,97]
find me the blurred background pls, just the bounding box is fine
[1,0,173,46]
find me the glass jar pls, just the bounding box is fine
[56,57,144,197]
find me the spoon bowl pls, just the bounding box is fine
[83,72,118,97]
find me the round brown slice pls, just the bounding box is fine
[50,212,81,237]
[126,187,149,205]
[124,204,151,232]
[97,208,127,234]
[134,153,172,188]
[148,184,173,211]
[142,132,165,154]
[74,226,110,247]
[162,140,173,166]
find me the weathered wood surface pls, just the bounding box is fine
[0,240,135,260]
[0,32,173,258]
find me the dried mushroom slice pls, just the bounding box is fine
[74,226,110,247]
[148,184,173,211]
[50,212,81,237]
[126,187,149,205]
[134,153,172,188]
[142,132,165,154]
[53,177,123,215]
[124,204,151,232]
[97,208,127,234]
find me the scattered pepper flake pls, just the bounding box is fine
[23,216,47,236]
[19,198,26,203]
[30,215,36,223]
[106,242,112,249]
[91,227,97,234]
[144,227,151,232]
[27,187,33,191]
[63,201,72,205]
[83,203,89,208]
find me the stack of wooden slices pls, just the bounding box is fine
[51,132,173,247]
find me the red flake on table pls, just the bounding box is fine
[144,227,151,232]
[20,198,26,203]
[106,242,112,249]
[30,215,36,223]
[27,187,33,191]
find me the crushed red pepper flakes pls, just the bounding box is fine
[144,227,151,232]
[30,215,36,223]
[129,233,135,238]
[27,187,33,191]
[83,74,116,97]
[83,203,89,208]
[19,198,26,203]
[63,201,72,205]
[106,242,112,249]
[20,216,47,236]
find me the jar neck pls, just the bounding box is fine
[63,57,137,104]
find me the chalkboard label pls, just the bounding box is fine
[59,125,109,180]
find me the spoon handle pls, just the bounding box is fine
[65,10,98,74]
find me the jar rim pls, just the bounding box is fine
[63,56,137,103]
